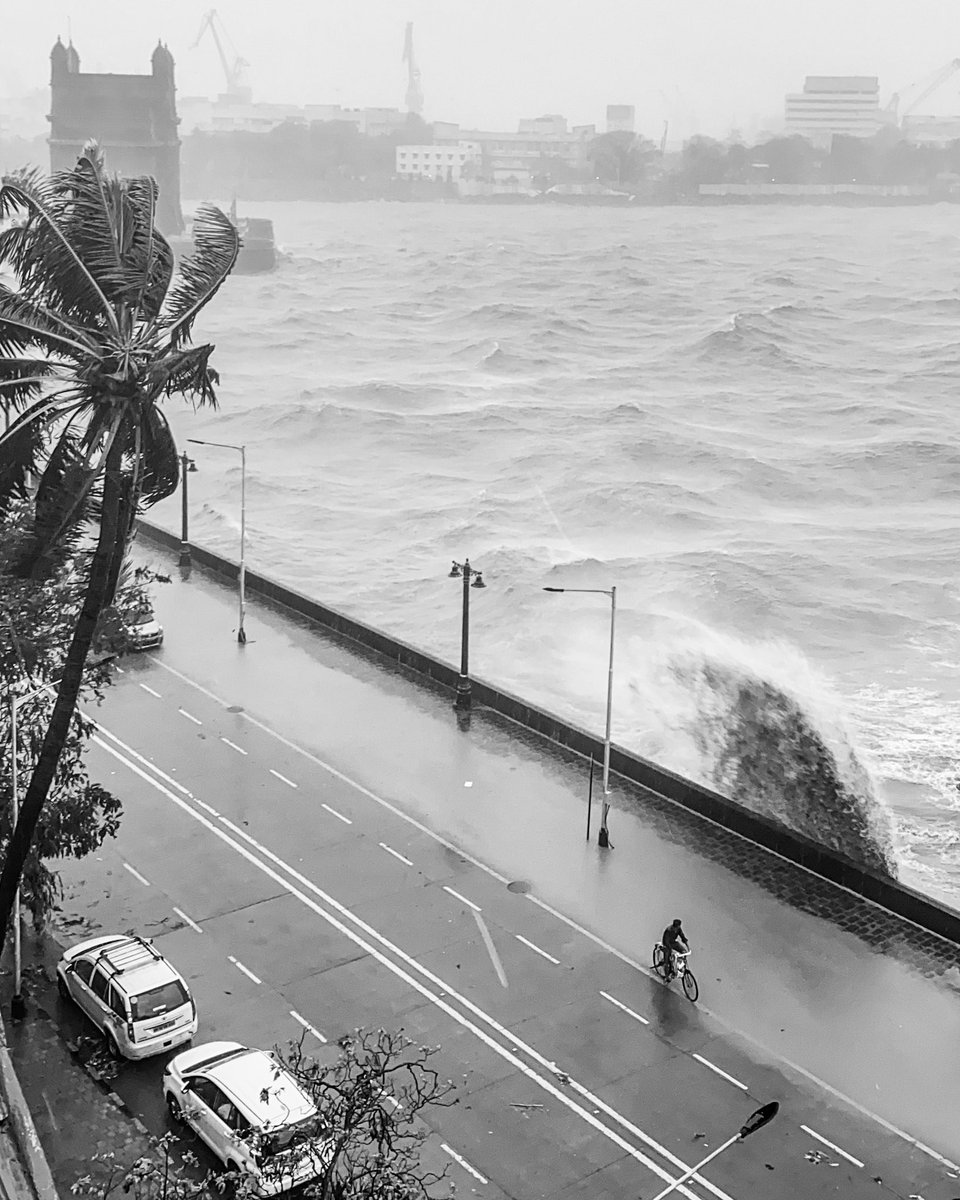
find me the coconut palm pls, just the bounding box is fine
[0,144,239,954]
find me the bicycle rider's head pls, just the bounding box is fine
[671,918,683,929]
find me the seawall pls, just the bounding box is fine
[137,519,960,947]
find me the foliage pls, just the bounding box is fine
[587,131,657,187]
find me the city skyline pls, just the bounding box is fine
[4,0,960,141]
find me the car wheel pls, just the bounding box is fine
[105,1031,123,1061]
[56,973,70,1002]
[166,1093,184,1123]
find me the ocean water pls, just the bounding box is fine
[147,200,960,908]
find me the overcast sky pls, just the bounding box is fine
[5,1,960,138]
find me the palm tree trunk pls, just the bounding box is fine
[0,433,126,957]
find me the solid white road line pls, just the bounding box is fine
[692,1054,748,1092]
[113,666,124,674]
[290,1010,327,1043]
[321,802,352,824]
[474,911,509,989]
[140,659,960,1176]
[269,769,298,788]
[443,885,481,912]
[379,843,413,866]
[93,732,725,1200]
[600,990,649,1026]
[173,907,203,934]
[122,862,150,887]
[801,1125,864,1169]
[178,708,202,725]
[441,1143,488,1185]
[220,737,247,755]
[139,684,161,698]
[515,933,560,965]
[228,955,262,986]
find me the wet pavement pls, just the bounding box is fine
[18,538,960,1199]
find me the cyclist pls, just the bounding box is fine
[661,918,689,980]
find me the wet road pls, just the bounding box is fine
[51,552,960,1199]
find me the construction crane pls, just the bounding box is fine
[192,9,252,103]
[887,58,960,126]
[402,22,423,117]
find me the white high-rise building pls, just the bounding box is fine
[785,76,881,145]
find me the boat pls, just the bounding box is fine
[168,200,278,275]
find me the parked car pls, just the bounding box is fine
[126,612,164,650]
[56,934,197,1060]
[163,1041,333,1196]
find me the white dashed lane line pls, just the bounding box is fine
[173,907,203,934]
[122,862,150,887]
[220,737,247,755]
[290,1010,327,1043]
[178,708,202,725]
[321,802,352,825]
[139,684,161,698]
[801,1125,864,1169]
[442,885,481,912]
[269,769,298,788]
[379,843,413,866]
[692,1054,748,1092]
[600,990,649,1026]
[441,1143,487,1185]
[228,956,262,985]
[515,934,560,965]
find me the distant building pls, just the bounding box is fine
[606,105,635,134]
[395,141,480,181]
[48,37,183,234]
[901,113,960,145]
[458,115,593,186]
[179,98,409,138]
[784,76,881,145]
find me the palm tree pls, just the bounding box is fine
[0,144,239,956]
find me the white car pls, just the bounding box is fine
[164,1041,333,1196]
[126,614,164,650]
[56,934,197,1060]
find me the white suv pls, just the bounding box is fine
[56,934,197,1060]
[163,1041,333,1196]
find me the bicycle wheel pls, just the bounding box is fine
[681,968,699,1002]
[652,943,668,978]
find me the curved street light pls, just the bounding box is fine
[188,439,247,643]
[650,1102,780,1198]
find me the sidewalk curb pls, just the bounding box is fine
[61,1037,152,1140]
[0,1027,58,1200]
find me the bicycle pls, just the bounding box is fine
[652,943,699,1002]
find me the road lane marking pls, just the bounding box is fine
[801,1125,864,1169]
[139,684,161,698]
[474,911,508,988]
[178,708,202,725]
[290,1010,327,1043]
[443,885,481,912]
[321,802,352,824]
[441,1143,487,1185]
[113,666,124,674]
[515,934,560,965]
[93,732,724,1200]
[379,843,413,866]
[122,862,150,887]
[228,955,262,986]
[269,769,298,788]
[692,1054,748,1092]
[221,737,247,755]
[173,907,203,934]
[600,991,648,1026]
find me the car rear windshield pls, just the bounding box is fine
[130,980,189,1021]
[260,1114,324,1160]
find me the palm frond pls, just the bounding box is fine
[136,404,179,507]
[160,205,239,349]
[123,176,175,321]
[0,283,99,360]
[0,357,59,409]
[25,424,102,572]
[155,344,220,409]
[0,405,47,512]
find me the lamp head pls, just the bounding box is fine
[187,458,198,472]
[448,561,462,578]
[471,572,486,589]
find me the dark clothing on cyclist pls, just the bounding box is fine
[662,922,688,978]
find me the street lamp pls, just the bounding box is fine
[188,439,246,643]
[649,1102,780,1198]
[543,585,616,847]
[448,559,485,710]
[178,451,197,568]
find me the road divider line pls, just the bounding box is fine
[139,684,161,698]
[515,934,560,965]
[92,730,723,1200]
[178,708,202,725]
[800,1125,864,1169]
[290,1010,327,1043]
[122,862,150,887]
[228,955,262,986]
[692,1054,748,1092]
[140,660,960,1176]
[90,721,194,797]
[443,885,481,912]
[269,769,298,788]
[172,907,202,934]
[321,802,352,825]
[441,1143,487,1185]
[474,911,508,988]
[221,737,247,756]
[379,843,413,866]
[600,991,648,1026]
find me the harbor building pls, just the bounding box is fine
[606,105,636,133]
[395,141,480,181]
[784,76,881,145]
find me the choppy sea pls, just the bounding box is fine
[147,200,960,909]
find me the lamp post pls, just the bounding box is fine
[178,451,197,568]
[543,585,616,847]
[649,1102,779,1198]
[448,560,485,709]
[188,439,246,643]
